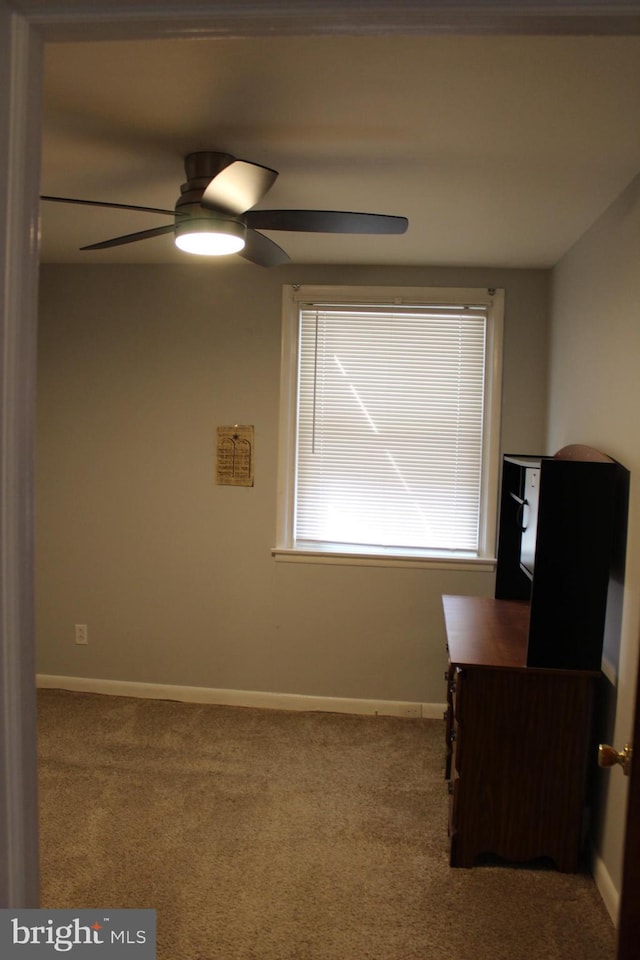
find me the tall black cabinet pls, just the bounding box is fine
[495,445,618,672]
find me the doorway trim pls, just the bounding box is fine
[3,0,640,908]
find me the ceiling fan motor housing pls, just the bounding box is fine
[184,151,235,183]
[174,205,247,242]
[177,152,233,204]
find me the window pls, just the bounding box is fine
[275,285,504,568]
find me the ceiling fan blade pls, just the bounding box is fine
[41,195,179,217]
[245,209,408,235]
[201,160,278,215]
[239,229,290,268]
[80,224,176,251]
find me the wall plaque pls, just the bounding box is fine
[216,425,254,486]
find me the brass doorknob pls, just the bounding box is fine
[598,743,632,776]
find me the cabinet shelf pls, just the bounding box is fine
[496,448,619,671]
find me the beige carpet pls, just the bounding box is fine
[37,689,616,960]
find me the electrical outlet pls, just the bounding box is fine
[74,624,88,645]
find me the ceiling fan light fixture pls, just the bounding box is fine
[175,217,246,256]
[41,151,408,266]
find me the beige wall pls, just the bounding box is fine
[548,172,640,897]
[36,263,549,705]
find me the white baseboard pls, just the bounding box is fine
[36,674,445,720]
[591,847,620,927]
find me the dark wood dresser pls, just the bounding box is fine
[443,593,600,871]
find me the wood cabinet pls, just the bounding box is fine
[441,445,626,869]
[443,594,599,871]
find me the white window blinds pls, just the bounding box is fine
[295,303,488,553]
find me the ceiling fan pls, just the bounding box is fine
[40,151,409,267]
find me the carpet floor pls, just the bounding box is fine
[37,689,616,959]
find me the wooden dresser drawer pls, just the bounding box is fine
[443,595,600,872]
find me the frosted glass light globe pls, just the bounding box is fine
[175,218,246,256]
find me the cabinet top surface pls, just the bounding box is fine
[442,595,601,674]
[442,594,531,669]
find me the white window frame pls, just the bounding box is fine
[273,285,504,569]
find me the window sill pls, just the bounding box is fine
[271,546,496,572]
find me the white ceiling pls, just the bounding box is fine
[39,32,640,269]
